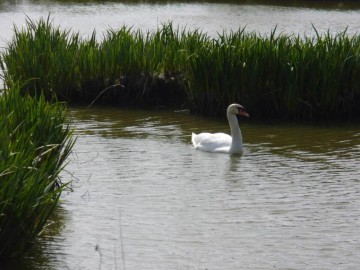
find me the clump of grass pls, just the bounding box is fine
[0,16,80,101]
[0,81,74,259]
[185,28,360,119]
[1,16,360,119]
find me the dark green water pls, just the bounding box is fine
[3,106,359,270]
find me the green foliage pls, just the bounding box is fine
[1,16,80,101]
[1,17,360,119]
[185,28,360,119]
[0,82,74,259]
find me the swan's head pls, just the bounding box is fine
[227,103,249,117]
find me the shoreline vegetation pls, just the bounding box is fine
[1,17,360,120]
[0,82,74,259]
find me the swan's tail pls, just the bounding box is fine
[191,133,198,148]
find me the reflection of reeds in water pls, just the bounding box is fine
[0,82,74,259]
[1,16,360,119]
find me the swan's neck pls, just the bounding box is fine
[227,114,243,153]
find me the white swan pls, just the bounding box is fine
[192,103,249,154]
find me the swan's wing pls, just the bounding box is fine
[192,132,231,153]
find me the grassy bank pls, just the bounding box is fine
[1,17,360,119]
[0,82,74,259]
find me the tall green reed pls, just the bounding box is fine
[184,28,360,119]
[0,82,74,259]
[1,16,81,101]
[1,17,360,119]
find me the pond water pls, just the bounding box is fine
[1,0,360,50]
[5,106,360,270]
[1,1,360,269]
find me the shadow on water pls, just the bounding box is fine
[0,206,69,270]
[227,154,242,173]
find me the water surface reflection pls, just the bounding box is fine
[1,0,360,51]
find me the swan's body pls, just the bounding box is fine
[192,104,249,154]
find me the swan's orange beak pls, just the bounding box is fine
[239,109,249,117]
